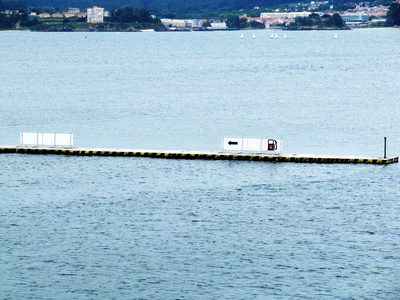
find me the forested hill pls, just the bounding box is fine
[19,0,310,15]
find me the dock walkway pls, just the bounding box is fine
[0,146,398,164]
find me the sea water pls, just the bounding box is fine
[0,29,399,299]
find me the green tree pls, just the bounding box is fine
[386,3,400,26]
[111,6,155,23]
[225,14,240,28]
[295,16,306,26]
[309,12,321,25]
[2,0,27,11]
[304,17,313,26]
[42,6,55,14]
[203,20,210,27]
[0,13,13,29]
[321,14,333,26]
[20,16,39,26]
[247,20,264,28]
[239,17,247,28]
[332,13,344,28]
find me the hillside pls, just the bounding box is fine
[21,0,304,15]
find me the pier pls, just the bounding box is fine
[0,146,398,165]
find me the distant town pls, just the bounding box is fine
[1,0,400,31]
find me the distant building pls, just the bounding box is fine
[87,6,104,23]
[161,19,186,28]
[38,13,51,18]
[52,12,63,18]
[261,12,311,18]
[240,15,263,23]
[68,8,80,15]
[364,8,389,18]
[340,12,369,23]
[186,19,203,28]
[211,22,227,30]
[161,19,202,29]
[65,8,80,18]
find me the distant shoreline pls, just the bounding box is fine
[1,26,399,32]
[350,27,400,30]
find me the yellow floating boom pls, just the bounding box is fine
[0,146,398,165]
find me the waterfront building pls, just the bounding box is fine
[68,8,80,15]
[339,12,369,23]
[186,19,203,28]
[161,19,185,28]
[52,12,63,18]
[87,6,104,23]
[364,8,389,18]
[260,12,311,18]
[211,22,227,30]
[38,13,51,18]
[161,19,203,29]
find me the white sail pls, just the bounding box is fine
[275,34,278,39]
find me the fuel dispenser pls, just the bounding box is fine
[267,139,278,151]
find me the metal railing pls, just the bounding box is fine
[18,132,73,148]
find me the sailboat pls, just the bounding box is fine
[271,33,274,39]
[283,34,287,39]
[253,33,256,39]
[334,33,338,39]
[241,33,244,39]
[275,34,278,39]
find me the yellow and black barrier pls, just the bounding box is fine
[0,146,398,165]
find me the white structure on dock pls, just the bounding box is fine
[220,137,282,154]
[18,132,73,148]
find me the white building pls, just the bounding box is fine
[261,12,311,18]
[38,13,51,18]
[339,12,369,23]
[211,22,227,30]
[161,19,203,28]
[87,6,104,23]
[161,19,186,28]
[68,8,80,15]
[186,19,203,28]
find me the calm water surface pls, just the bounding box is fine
[0,30,399,299]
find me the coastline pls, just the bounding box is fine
[1,26,399,32]
[350,26,400,30]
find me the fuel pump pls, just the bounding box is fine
[268,139,278,151]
